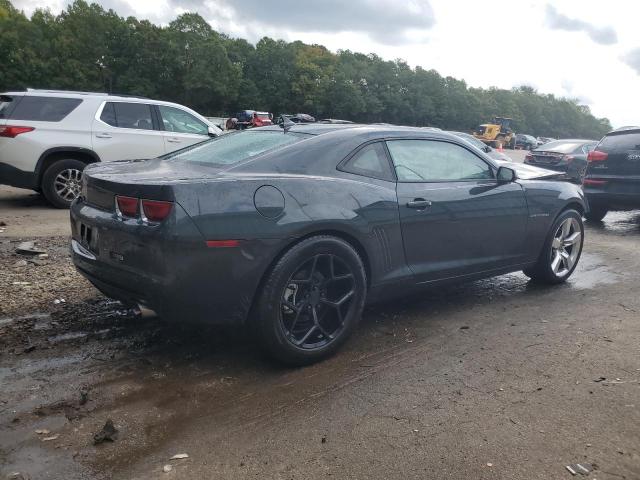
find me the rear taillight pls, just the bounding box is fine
[142,199,173,222]
[115,195,173,222]
[116,195,138,218]
[583,179,608,186]
[525,153,533,162]
[587,150,608,162]
[0,125,35,138]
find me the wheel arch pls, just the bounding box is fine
[35,147,100,186]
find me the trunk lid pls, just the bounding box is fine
[82,158,226,210]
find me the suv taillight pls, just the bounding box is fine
[0,126,35,138]
[587,150,608,162]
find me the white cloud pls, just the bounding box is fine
[12,0,640,128]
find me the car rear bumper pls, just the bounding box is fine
[584,179,640,209]
[70,198,281,325]
[0,162,38,189]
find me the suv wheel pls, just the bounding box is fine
[256,235,367,365]
[42,159,86,208]
[584,205,608,222]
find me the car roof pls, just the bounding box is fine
[256,123,465,140]
[546,138,596,143]
[606,127,640,136]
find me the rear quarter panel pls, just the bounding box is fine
[176,174,408,288]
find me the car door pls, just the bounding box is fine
[386,138,529,283]
[92,101,165,162]
[156,105,210,153]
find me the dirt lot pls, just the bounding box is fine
[1,150,639,479]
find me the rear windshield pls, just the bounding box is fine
[6,96,82,122]
[166,130,305,165]
[599,132,640,151]
[537,140,585,153]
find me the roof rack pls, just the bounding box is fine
[25,88,148,100]
[26,88,108,95]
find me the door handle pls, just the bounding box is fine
[406,198,432,209]
[95,133,112,139]
[167,138,181,143]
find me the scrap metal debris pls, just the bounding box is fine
[93,419,118,445]
[42,434,60,441]
[170,453,189,460]
[565,463,593,476]
[163,465,173,473]
[15,241,46,255]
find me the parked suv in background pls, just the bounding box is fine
[0,89,221,207]
[583,127,640,221]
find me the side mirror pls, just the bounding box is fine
[207,126,218,137]
[497,166,516,183]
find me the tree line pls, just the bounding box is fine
[0,0,612,138]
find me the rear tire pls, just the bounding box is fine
[523,209,584,284]
[41,159,86,209]
[584,205,608,222]
[256,235,367,365]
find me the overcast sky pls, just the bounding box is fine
[14,0,640,128]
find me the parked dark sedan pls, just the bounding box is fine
[525,139,597,183]
[515,134,538,150]
[71,125,586,364]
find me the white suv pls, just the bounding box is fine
[0,89,221,207]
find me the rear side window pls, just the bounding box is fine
[166,130,304,165]
[0,95,17,119]
[7,96,82,122]
[100,102,154,130]
[599,133,640,151]
[341,143,394,181]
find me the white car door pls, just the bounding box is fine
[156,105,212,153]
[92,101,166,162]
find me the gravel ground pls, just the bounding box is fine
[1,174,639,480]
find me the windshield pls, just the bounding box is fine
[454,132,487,150]
[537,140,585,153]
[165,130,305,165]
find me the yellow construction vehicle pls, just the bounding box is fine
[473,117,515,149]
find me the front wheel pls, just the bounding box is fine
[256,236,367,365]
[41,159,86,208]
[523,209,584,284]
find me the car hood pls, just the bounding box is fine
[494,160,564,180]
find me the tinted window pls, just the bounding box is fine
[166,131,304,165]
[159,105,207,135]
[101,102,153,130]
[387,140,493,182]
[599,133,640,151]
[0,95,17,119]
[8,96,82,122]
[100,102,117,126]
[342,143,393,181]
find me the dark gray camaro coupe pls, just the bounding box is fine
[70,124,586,364]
